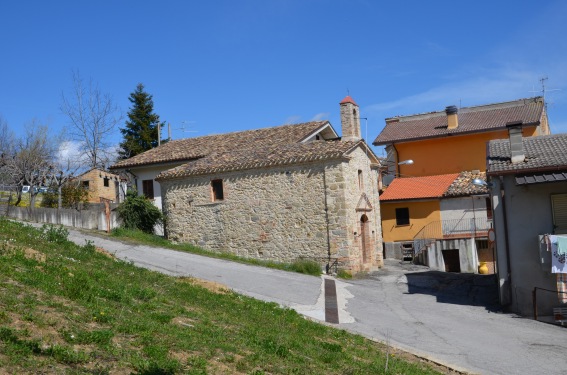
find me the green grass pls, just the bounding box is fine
[0,190,43,208]
[110,227,323,276]
[0,218,446,374]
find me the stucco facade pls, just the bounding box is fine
[375,97,548,270]
[491,177,567,315]
[161,146,383,273]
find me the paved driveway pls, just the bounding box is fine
[60,228,567,374]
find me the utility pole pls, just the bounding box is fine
[157,122,161,146]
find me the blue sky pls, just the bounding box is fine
[1,0,566,158]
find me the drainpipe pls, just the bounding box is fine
[323,167,332,274]
[492,176,513,307]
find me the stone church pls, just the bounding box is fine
[115,96,383,273]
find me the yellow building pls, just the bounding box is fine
[76,168,122,203]
[373,97,550,272]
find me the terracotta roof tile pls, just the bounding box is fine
[373,97,544,146]
[110,121,330,170]
[444,171,488,197]
[380,173,459,201]
[487,133,567,175]
[340,96,357,105]
[156,140,361,180]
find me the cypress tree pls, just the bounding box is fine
[118,84,164,159]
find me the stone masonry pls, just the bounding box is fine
[161,146,383,273]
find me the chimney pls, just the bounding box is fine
[446,105,459,130]
[340,96,361,142]
[506,121,525,164]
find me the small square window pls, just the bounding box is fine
[211,179,224,201]
[82,181,90,189]
[395,207,410,226]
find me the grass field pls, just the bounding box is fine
[0,218,452,374]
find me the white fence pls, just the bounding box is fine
[3,206,120,232]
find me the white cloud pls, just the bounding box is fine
[366,68,543,117]
[284,115,302,124]
[310,112,329,121]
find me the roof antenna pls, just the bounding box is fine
[530,76,560,100]
[530,76,561,113]
[175,121,198,136]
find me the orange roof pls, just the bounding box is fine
[339,95,357,105]
[380,173,459,201]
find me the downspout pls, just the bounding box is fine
[491,176,513,308]
[499,176,513,308]
[323,166,332,274]
[391,144,401,177]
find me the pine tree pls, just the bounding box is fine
[118,84,164,159]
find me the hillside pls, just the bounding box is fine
[0,219,445,374]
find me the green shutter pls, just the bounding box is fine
[551,194,567,234]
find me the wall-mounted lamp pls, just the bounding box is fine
[472,178,493,188]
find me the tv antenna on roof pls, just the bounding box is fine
[173,120,198,139]
[531,76,561,100]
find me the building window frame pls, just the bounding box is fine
[211,179,224,201]
[395,207,410,226]
[142,179,154,200]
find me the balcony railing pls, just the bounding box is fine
[413,217,492,255]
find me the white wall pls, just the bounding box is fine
[129,163,185,211]
[440,196,488,222]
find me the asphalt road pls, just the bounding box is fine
[59,227,567,374]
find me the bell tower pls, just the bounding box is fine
[340,96,361,142]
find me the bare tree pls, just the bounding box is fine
[3,121,57,206]
[48,141,83,209]
[0,116,15,188]
[60,70,122,170]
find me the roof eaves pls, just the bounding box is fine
[156,152,349,182]
[488,164,567,177]
[109,156,205,170]
[373,124,541,146]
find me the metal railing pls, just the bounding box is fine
[413,217,492,255]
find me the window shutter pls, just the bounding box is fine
[551,194,567,234]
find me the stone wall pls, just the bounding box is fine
[162,162,334,265]
[160,146,383,272]
[339,147,383,271]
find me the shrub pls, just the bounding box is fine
[61,183,89,209]
[116,190,163,234]
[40,191,58,208]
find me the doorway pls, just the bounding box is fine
[442,249,461,272]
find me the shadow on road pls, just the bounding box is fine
[405,271,501,312]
